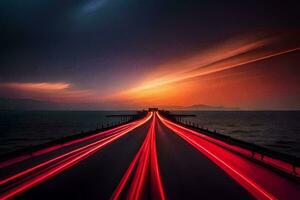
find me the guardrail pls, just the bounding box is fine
[159,111,300,181]
[0,111,148,167]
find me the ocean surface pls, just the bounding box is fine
[0,111,299,157]
[173,111,300,157]
[0,111,135,156]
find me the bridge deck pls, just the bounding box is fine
[0,112,299,200]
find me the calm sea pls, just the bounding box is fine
[173,111,300,157]
[0,110,135,156]
[0,111,299,157]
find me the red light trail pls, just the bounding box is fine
[157,113,300,200]
[111,112,166,200]
[0,113,152,200]
[0,122,138,169]
[1,111,299,200]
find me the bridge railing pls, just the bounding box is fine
[0,111,148,168]
[159,111,300,181]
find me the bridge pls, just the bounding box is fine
[0,111,299,199]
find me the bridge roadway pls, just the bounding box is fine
[0,112,299,199]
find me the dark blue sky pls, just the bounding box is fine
[0,0,299,109]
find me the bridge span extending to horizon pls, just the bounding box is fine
[0,111,299,200]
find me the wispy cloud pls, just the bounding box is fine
[105,33,300,109]
[123,34,300,94]
[0,82,96,103]
[0,82,71,91]
[80,0,108,15]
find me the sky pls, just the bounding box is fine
[0,0,299,110]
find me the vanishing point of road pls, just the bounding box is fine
[0,112,299,200]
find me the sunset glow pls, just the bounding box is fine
[1,1,300,199]
[112,35,300,109]
[1,82,71,91]
[0,1,299,110]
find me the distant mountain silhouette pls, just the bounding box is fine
[0,98,240,111]
[159,104,239,110]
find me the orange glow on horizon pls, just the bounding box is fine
[0,82,97,103]
[110,34,300,109]
[1,33,299,110]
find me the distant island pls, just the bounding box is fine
[0,98,240,111]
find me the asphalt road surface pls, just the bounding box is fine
[1,112,299,200]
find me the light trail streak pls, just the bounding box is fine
[0,113,152,200]
[127,130,151,200]
[157,113,277,200]
[149,113,166,200]
[0,118,148,186]
[1,127,129,186]
[157,113,299,176]
[111,112,166,200]
[110,138,145,200]
[0,122,136,169]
